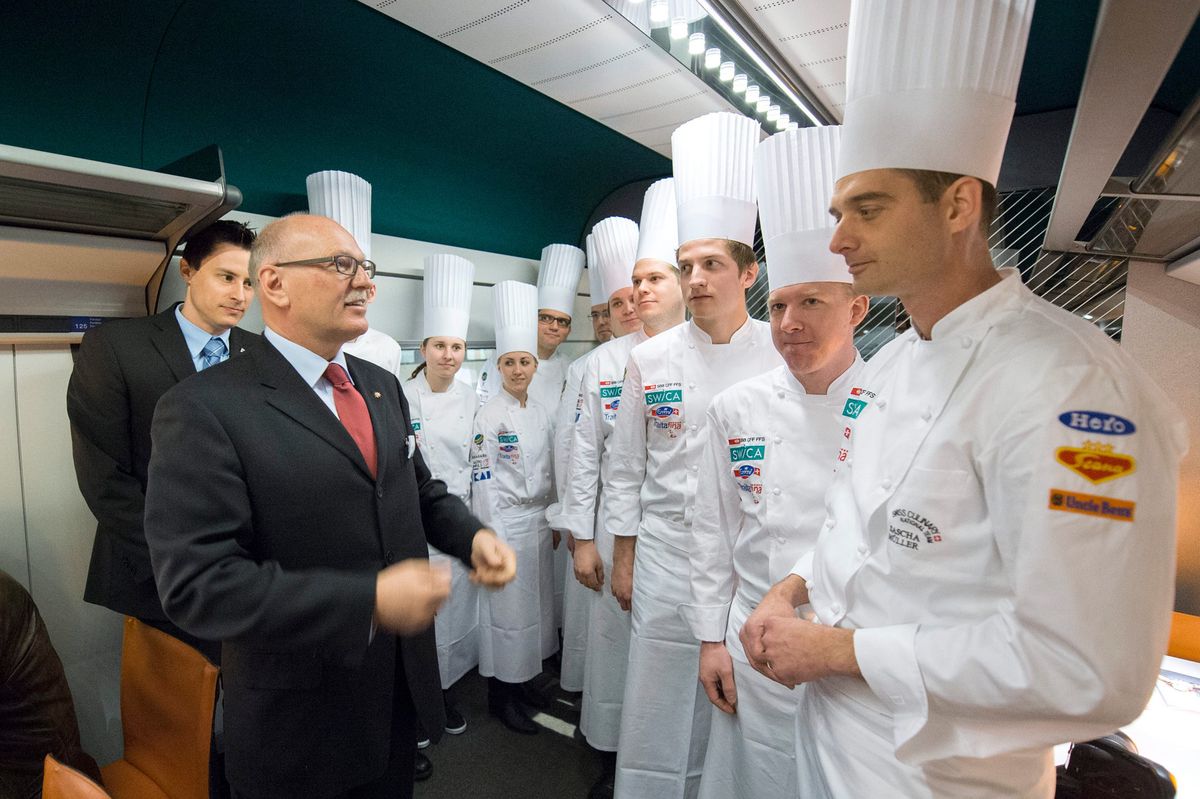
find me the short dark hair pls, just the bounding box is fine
[181,220,256,268]
[897,169,997,238]
[721,239,757,274]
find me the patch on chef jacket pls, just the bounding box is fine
[1048,489,1135,522]
[572,390,584,424]
[1054,440,1136,485]
[411,421,424,451]
[497,431,521,465]
[644,381,684,438]
[728,436,766,503]
[887,507,943,550]
[470,435,492,482]
[600,379,623,423]
[1058,410,1136,436]
[843,386,876,419]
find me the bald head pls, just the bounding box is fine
[251,214,372,359]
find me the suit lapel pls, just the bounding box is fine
[149,305,196,383]
[229,327,254,358]
[347,355,393,482]
[256,343,376,481]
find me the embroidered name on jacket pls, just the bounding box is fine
[1054,441,1137,485]
[644,382,683,437]
[888,507,943,550]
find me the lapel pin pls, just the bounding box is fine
[373,391,382,399]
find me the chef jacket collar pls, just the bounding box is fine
[686,314,757,347]
[780,351,865,398]
[928,267,1022,342]
[498,385,527,408]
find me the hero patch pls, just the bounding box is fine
[728,436,766,504]
[644,381,683,438]
[1054,441,1136,485]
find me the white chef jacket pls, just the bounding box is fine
[403,371,480,688]
[602,318,782,547]
[545,352,593,531]
[470,389,554,519]
[403,372,476,503]
[682,358,863,653]
[476,348,569,420]
[794,269,1187,792]
[342,328,404,381]
[555,329,649,539]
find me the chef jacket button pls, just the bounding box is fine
[777,391,785,399]
[688,343,695,349]
[921,409,932,422]
[830,603,842,615]
[824,518,835,528]
[689,424,697,432]
[857,544,869,556]
[688,382,696,390]
[881,478,892,490]
[690,464,698,472]
[774,437,782,444]
[876,399,887,410]
[772,487,781,496]
[961,336,972,348]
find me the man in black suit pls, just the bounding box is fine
[67,220,257,662]
[144,214,517,799]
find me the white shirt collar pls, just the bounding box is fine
[264,326,351,387]
[174,304,231,360]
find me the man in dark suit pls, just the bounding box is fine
[67,220,258,662]
[143,214,517,799]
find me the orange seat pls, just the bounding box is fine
[1168,611,1200,662]
[43,754,112,799]
[99,617,218,799]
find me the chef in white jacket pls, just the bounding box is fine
[403,254,480,738]
[604,112,783,799]
[550,221,642,694]
[741,2,1189,797]
[564,179,686,797]
[471,280,558,736]
[682,124,867,799]
[476,243,584,414]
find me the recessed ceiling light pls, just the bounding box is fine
[745,84,760,104]
[649,0,668,23]
[689,33,706,54]
[756,96,770,113]
[719,61,735,82]
[670,17,688,39]
[732,74,748,94]
[704,47,721,69]
[767,105,780,121]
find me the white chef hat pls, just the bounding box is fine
[306,171,372,259]
[635,178,679,269]
[493,281,538,358]
[672,112,760,247]
[755,125,849,289]
[837,0,1035,186]
[586,234,605,307]
[536,244,585,316]
[421,254,475,340]
[591,217,639,302]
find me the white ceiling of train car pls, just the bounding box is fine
[362,0,739,157]
[726,0,850,121]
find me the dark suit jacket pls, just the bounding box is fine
[66,304,258,622]
[143,340,483,799]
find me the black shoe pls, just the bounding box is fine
[444,704,468,735]
[492,700,539,735]
[415,751,433,782]
[587,768,614,799]
[517,680,552,710]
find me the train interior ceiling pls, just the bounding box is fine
[1,0,1199,780]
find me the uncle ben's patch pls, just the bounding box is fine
[1054,440,1136,485]
[728,436,766,504]
[1047,489,1135,522]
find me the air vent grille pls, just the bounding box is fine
[0,175,187,237]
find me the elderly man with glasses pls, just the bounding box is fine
[143,213,517,799]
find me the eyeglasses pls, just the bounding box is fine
[538,313,572,328]
[274,254,376,279]
[588,309,611,321]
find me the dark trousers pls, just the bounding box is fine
[230,645,417,799]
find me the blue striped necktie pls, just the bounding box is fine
[199,337,227,371]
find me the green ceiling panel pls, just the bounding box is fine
[1,0,670,258]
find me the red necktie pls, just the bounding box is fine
[323,363,377,478]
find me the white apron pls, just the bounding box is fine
[578,498,629,750]
[614,520,711,799]
[404,374,480,688]
[470,390,557,683]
